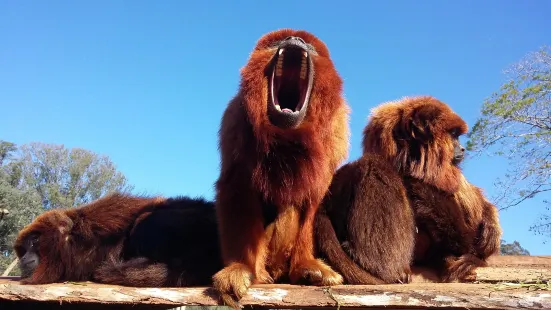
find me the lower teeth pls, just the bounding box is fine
[275,105,299,114]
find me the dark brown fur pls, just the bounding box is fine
[14,193,222,286]
[315,153,415,284]
[213,29,349,307]
[363,96,502,282]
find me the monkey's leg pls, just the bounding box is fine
[212,187,272,308]
[288,201,343,286]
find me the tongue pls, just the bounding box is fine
[282,108,294,113]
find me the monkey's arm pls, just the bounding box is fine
[475,199,502,259]
[212,168,271,308]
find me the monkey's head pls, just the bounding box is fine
[363,96,468,193]
[14,210,74,283]
[14,231,40,278]
[240,29,343,131]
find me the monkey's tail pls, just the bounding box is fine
[314,212,385,285]
[441,254,488,282]
[93,257,174,287]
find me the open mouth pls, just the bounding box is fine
[268,39,314,128]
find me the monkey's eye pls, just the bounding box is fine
[450,129,460,138]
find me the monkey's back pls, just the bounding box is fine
[317,153,415,284]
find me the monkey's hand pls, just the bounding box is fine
[442,254,487,282]
[212,263,254,309]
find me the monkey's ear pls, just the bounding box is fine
[410,116,431,141]
[409,105,444,142]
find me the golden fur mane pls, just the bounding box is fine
[362,95,468,193]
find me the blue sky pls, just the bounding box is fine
[1,1,550,254]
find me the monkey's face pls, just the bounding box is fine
[407,103,468,168]
[241,29,342,130]
[15,232,40,278]
[451,130,466,165]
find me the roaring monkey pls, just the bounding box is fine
[362,96,502,282]
[213,29,349,307]
[14,193,222,286]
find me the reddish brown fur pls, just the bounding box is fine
[315,153,415,284]
[213,29,349,307]
[363,96,468,193]
[14,193,222,286]
[363,96,502,282]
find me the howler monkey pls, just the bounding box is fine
[14,193,222,287]
[362,96,502,282]
[213,29,350,307]
[316,96,501,284]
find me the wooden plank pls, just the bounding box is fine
[1,279,550,309]
[410,255,551,284]
[487,255,551,266]
[0,256,549,309]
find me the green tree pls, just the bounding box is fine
[0,141,16,166]
[467,46,551,239]
[16,142,134,209]
[500,239,531,256]
[0,141,43,274]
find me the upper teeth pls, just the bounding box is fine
[275,48,308,79]
[300,52,307,80]
[276,49,284,77]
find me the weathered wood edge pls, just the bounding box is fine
[1,256,550,309]
[1,281,550,309]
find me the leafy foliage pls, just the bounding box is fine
[16,142,134,209]
[467,46,551,239]
[0,140,133,275]
[500,239,531,256]
[0,141,42,274]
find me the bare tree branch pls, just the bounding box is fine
[467,46,551,239]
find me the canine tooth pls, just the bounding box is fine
[275,104,281,111]
[302,51,308,58]
[279,48,284,55]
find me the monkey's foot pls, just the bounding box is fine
[289,258,343,286]
[254,268,274,284]
[212,263,254,309]
[397,268,413,284]
[267,263,288,283]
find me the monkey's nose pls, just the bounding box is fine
[284,36,306,44]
